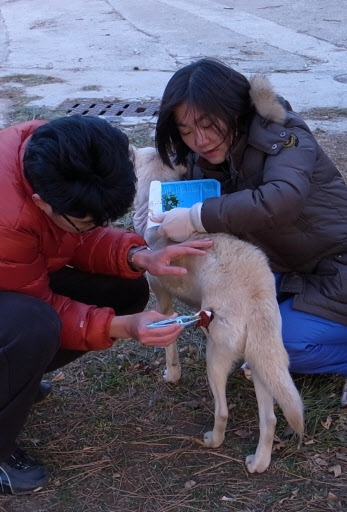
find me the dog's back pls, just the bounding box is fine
[148,229,302,421]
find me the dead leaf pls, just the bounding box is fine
[29,438,40,445]
[273,441,286,451]
[180,400,201,409]
[321,416,332,430]
[335,431,347,442]
[278,489,299,504]
[314,457,329,466]
[282,425,294,437]
[221,496,234,502]
[327,492,339,503]
[184,480,196,489]
[191,437,205,446]
[304,439,316,445]
[52,371,64,382]
[336,452,347,462]
[328,464,342,477]
[234,429,250,438]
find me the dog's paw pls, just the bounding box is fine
[245,454,270,474]
[163,365,181,383]
[203,431,224,448]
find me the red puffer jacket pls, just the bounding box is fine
[0,121,147,350]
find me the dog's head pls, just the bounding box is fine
[132,146,188,237]
[132,146,187,183]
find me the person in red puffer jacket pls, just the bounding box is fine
[0,115,213,494]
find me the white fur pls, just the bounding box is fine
[133,146,304,473]
[249,75,286,124]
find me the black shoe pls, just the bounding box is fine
[0,446,50,494]
[34,381,52,404]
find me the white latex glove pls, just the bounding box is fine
[152,203,206,242]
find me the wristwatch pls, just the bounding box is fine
[127,245,150,271]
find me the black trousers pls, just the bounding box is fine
[0,268,149,460]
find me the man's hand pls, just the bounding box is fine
[132,239,213,276]
[152,203,205,242]
[109,311,184,347]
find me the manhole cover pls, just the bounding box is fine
[65,100,160,118]
[334,74,347,84]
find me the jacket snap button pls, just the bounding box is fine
[280,131,286,137]
[272,143,278,150]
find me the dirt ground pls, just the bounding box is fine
[0,97,347,512]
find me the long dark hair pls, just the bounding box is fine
[155,58,253,168]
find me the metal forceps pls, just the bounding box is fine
[147,314,201,329]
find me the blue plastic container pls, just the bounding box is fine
[161,179,221,211]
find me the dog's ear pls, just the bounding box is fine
[168,156,188,178]
[129,144,137,164]
[174,163,189,177]
[133,146,157,166]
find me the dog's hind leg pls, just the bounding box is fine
[203,337,237,448]
[245,370,277,473]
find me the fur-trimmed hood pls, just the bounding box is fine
[249,76,286,125]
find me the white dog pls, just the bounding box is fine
[132,146,304,474]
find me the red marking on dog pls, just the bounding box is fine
[195,310,213,329]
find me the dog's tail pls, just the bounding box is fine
[244,301,304,439]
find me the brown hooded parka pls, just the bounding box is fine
[189,77,347,326]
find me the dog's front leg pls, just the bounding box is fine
[245,370,277,473]
[149,277,181,383]
[164,342,181,383]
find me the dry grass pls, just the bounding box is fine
[1,109,347,511]
[2,334,347,512]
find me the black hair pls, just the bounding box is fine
[155,58,253,168]
[23,115,136,225]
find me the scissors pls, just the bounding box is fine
[147,314,201,329]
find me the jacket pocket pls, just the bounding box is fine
[319,255,347,304]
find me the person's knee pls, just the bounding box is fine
[286,342,317,372]
[126,276,150,314]
[32,300,62,358]
[28,301,61,369]
[0,292,61,366]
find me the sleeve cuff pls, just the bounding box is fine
[190,202,206,233]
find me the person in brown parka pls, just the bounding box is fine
[155,58,347,400]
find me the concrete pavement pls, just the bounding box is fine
[0,0,346,128]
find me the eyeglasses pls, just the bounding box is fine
[61,213,98,234]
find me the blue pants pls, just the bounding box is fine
[275,274,347,377]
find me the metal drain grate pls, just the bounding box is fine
[65,100,160,118]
